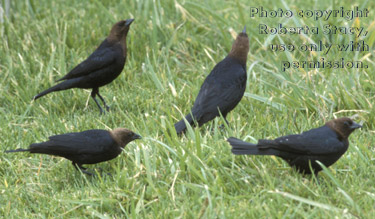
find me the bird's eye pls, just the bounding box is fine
[344,121,352,126]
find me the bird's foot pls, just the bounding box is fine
[98,105,110,115]
[209,124,226,134]
[80,168,96,176]
[99,107,105,115]
[95,168,112,177]
[79,168,112,177]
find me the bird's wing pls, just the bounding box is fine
[43,130,115,155]
[259,126,345,155]
[57,46,116,81]
[192,60,246,115]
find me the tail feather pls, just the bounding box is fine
[227,137,259,155]
[55,76,65,82]
[33,79,76,100]
[5,148,30,153]
[227,137,280,156]
[227,137,257,148]
[174,113,194,135]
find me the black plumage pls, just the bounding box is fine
[228,117,362,174]
[175,26,249,134]
[33,19,134,114]
[5,128,141,175]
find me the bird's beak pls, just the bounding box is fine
[125,19,134,26]
[242,25,246,33]
[350,122,362,129]
[133,133,142,140]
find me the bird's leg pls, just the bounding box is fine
[96,90,110,112]
[313,172,320,184]
[91,89,104,115]
[218,116,230,130]
[96,168,112,177]
[224,117,229,126]
[72,162,95,176]
[72,162,79,171]
[315,175,320,184]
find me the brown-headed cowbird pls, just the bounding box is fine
[174,26,249,134]
[5,128,141,175]
[228,117,361,174]
[33,19,134,114]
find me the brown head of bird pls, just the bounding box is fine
[228,26,249,65]
[326,117,362,140]
[108,18,134,45]
[110,128,142,147]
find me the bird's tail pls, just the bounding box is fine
[33,80,75,100]
[5,148,30,153]
[227,137,259,155]
[228,137,278,156]
[174,113,195,135]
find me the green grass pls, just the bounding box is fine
[1,0,375,217]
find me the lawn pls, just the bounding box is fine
[1,0,374,218]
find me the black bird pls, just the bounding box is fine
[33,19,134,114]
[175,26,249,134]
[5,128,141,175]
[228,117,361,174]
